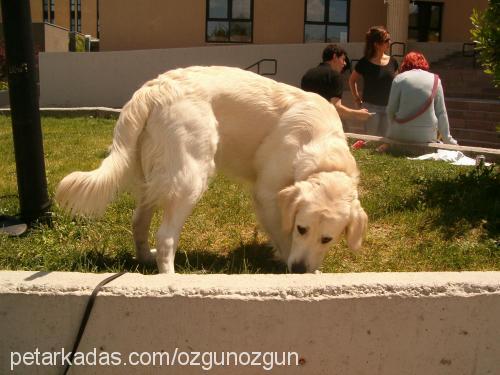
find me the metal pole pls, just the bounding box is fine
[1,0,51,224]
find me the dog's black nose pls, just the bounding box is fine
[291,261,307,274]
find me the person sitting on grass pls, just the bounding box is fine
[385,51,458,146]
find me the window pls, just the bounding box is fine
[408,1,443,42]
[43,0,55,23]
[97,0,100,38]
[304,0,349,43]
[50,0,55,23]
[206,0,253,43]
[69,0,82,32]
[77,0,82,32]
[69,0,75,31]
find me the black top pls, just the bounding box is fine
[355,56,399,106]
[300,62,343,101]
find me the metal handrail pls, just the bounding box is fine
[347,57,359,73]
[390,41,406,58]
[462,42,477,68]
[244,58,277,76]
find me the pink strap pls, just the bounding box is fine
[394,74,439,124]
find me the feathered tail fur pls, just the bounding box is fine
[55,82,158,217]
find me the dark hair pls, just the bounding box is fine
[364,26,389,59]
[400,51,430,73]
[322,44,346,62]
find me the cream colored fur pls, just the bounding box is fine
[55,66,368,273]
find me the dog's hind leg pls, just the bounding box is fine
[132,201,155,264]
[150,99,218,274]
[155,200,193,274]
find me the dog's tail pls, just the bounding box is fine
[55,82,160,217]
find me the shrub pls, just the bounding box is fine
[471,0,500,87]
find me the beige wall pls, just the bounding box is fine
[10,0,485,51]
[100,0,206,50]
[81,0,98,36]
[39,42,465,108]
[253,0,304,44]
[441,0,488,42]
[44,23,70,52]
[30,0,44,22]
[349,0,386,42]
[22,0,98,37]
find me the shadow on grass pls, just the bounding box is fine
[175,243,287,274]
[403,165,499,239]
[74,243,286,274]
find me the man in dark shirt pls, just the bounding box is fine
[301,44,372,121]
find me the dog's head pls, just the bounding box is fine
[278,171,368,273]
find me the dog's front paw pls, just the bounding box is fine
[156,255,176,274]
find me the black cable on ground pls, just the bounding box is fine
[63,271,127,375]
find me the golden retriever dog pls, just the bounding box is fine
[56,66,367,274]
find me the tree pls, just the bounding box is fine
[470,0,500,87]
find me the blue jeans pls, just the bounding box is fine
[363,103,389,137]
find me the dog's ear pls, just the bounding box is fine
[278,185,301,233]
[345,199,368,252]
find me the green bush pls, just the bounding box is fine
[471,0,500,87]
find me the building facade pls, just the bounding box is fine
[1,0,489,50]
[98,0,489,51]
[1,0,98,37]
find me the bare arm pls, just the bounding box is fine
[349,70,363,108]
[330,97,373,121]
[434,81,458,145]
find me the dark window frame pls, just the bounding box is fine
[408,1,443,42]
[69,0,75,31]
[304,0,350,43]
[43,0,48,22]
[50,0,55,23]
[205,0,254,44]
[76,0,82,32]
[43,0,55,23]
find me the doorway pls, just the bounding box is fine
[408,1,443,42]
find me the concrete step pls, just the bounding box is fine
[449,118,497,133]
[448,109,500,123]
[446,98,500,148]
[445,98,499,147]
[454,138,500,149]
[445,98,500,113]
[431,52,477,70]
[433,68,500,99]
[451,127,500,146]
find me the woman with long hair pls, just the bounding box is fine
[385,51,457,144]
[349,26,399,136]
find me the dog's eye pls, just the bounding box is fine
[321,236,332,244]
[297,225,308,235]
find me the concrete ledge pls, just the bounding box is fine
[1,271,499,374]
[0,107,121,118]
[346,132,500,163]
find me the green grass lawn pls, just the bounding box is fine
[0,115,498,274]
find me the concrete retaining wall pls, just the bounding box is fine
[38,42,469,108]
[1,271,499,374]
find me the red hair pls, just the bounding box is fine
[399,52,430,73]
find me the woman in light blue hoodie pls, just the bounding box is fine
[386,52,457,145]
